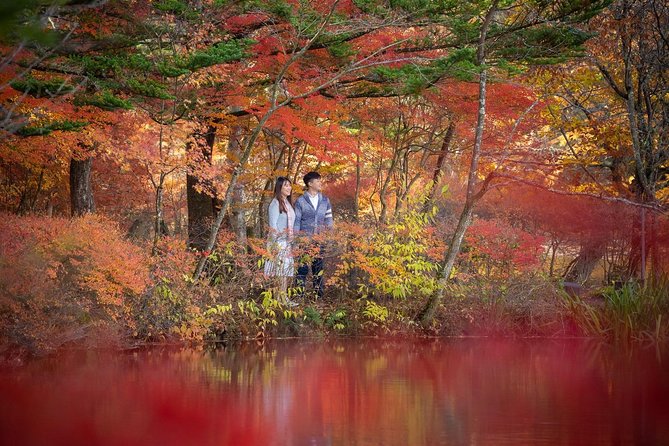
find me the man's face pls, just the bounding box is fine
[309,177,322,192]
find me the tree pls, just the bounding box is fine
[418,0,611,325]
[349,94,452,225]
[530,0,668,282]
[420,0,499,325]
[191,0,468,279]
[588,0,667,281]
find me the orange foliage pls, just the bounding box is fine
[0,214,150,352]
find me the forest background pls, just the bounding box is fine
[0,0,667,354]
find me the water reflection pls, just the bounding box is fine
[1,339,668,445]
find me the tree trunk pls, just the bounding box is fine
[354,152,361,222]
[255,179,274,239]
[395,149,429,217]
[563,238,607,284]
[378,191,388,225]
[173,201,182,235]
[29,169,44,213]
[419,2,497,327]
[625,205,654,283]
[424,119,455,211]
[230,184,247,245]
[226,126,247,246]
[186,125,217,251]
[379,151,399,225]
[254,132,286,238]
[620,9,653,202]
[193,110,275,280]
[420,200,475,325]
[17,169,44,215]
[69,157,95,217]
[152,182,169,255]
[548,239,560,277]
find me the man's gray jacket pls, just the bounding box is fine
[293,192,333,235]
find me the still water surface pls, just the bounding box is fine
[1,339,668,446]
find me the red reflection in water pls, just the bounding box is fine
[1,340,668,446]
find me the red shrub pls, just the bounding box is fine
[463,218,546,281]
[0,214,150,352]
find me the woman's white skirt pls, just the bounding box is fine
[264,238,294,277]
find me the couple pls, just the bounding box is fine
[264,171,334,305]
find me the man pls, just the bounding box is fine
[293,171,334,299]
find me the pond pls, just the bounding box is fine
[1,339,668,445]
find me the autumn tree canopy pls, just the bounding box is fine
[1,0,667,343]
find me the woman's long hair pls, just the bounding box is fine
[273,176,292,214]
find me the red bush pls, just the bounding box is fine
[463,218,546,280]
[0,214,150,352]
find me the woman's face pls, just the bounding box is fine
[281,180,292,197]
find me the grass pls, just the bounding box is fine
[562,277,669,344]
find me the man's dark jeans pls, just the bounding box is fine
[296,255,324,299]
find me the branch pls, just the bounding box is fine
[269,0,342,107]
[494,173,666,213]
[594,60,628,99]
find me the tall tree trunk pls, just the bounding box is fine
[256,179,274,239]
[379,151,399,225]
[69,157,95,217]
[152,180,170,255]
[16,186,29,215]
[354,152,361,222]
[193,110,275,280]
[28,169,44,213]
[420,2,497,327]
[424,120,455,211]
[395,148,429,217]
[18,169,45,215]
[16,169,44,215]
[186,124,217,251]
[226,126,247,246]
[255,132,286,238]
[173,189,183,235]
[230,185,247,245]
[152,124,170,254]
[616,2,662,284]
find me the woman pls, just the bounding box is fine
[264,176,297,306]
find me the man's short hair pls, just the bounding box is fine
[303,171,321,187]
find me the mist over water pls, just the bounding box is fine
[1,339,668,446]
